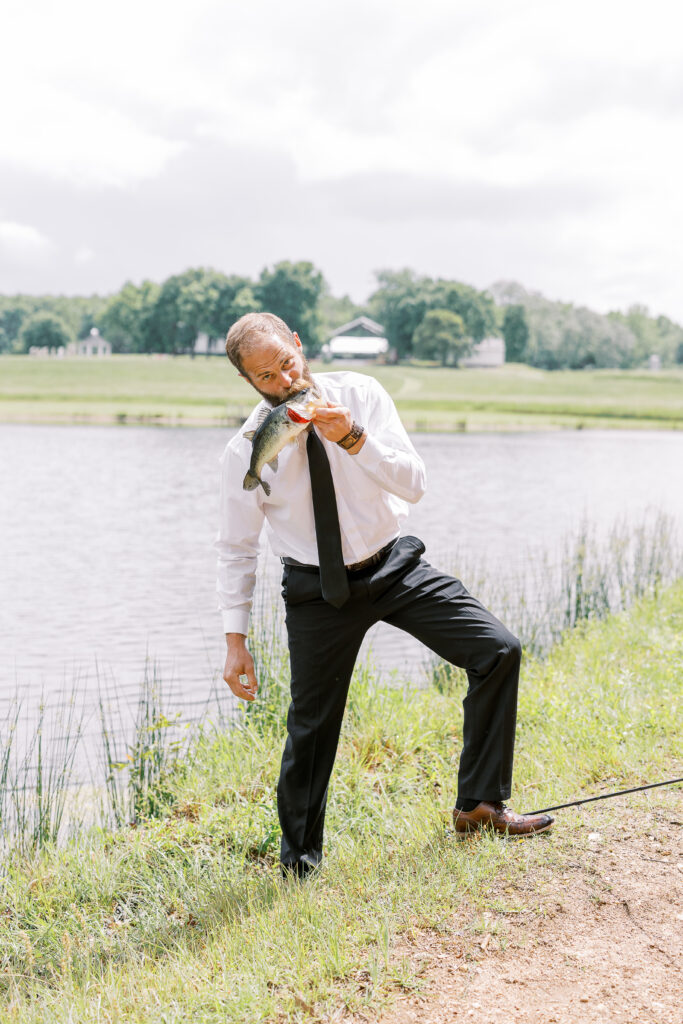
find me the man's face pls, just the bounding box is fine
[240,331,312,406]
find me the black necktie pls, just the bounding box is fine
[306,429,350,609]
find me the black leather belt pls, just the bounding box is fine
[282,538,398,575]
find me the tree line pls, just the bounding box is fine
[2,262,682,369]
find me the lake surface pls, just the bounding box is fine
[2,424,683,777]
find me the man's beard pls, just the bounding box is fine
[256,353,315,407]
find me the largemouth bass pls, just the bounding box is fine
[242,385,324,496]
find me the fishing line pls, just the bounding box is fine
[526,777,683,816]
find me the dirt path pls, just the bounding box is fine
[366,798,682,1024]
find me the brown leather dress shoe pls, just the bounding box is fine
[453,801,554,838]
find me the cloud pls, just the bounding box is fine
[0,221,53,258]
[74,245,95,264]
[0,85,184,188]
[314,173,606,224]
[0,138,307,293]
[0,0,682,322]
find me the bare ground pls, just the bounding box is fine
[354,795,683,1024]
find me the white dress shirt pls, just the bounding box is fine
[215,371,427,634]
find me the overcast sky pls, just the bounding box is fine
[1,0,682,319]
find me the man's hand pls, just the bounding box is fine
[312,401,353,442]
[223,633,258,702]
[313,403,366,451]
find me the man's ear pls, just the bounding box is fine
[292,332,303,349]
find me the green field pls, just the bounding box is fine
[0,355,682,431]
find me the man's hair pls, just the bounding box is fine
[225,312,295,374]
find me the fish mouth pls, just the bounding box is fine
[284,379,324,422]
[285,406,313,424]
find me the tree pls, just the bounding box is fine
[608,306,683,367]
[0,300,29,352]
[368,268,432,359]
[255,261,325,354]
[100,280,161,353]
[18,312,74,351]
[503,305,530,362]
[431,280,497,342]
[209,276,259,339]
[144,269,227,354]
[369,270,497,360]
[0,295,106,352]
[412,309,470,365]
[492,280,638,370]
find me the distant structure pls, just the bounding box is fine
[66,328,112,357]
[29,346,66,358]
[322,316,389,361]
[648,353,661,371]
[30,328,112,358]
[460,337,506,368]
[194,332,225,356]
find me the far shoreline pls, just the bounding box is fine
[0,410,680,433]
[1,356,681,433]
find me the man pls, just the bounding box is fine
[216,312,553,877]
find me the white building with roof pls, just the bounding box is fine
[322,316,389,361]
[66,328,112,357]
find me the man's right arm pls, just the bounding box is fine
[215,442,265,701]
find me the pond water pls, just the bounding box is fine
[2,424,682,777]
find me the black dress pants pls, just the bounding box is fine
[277,536,521,869]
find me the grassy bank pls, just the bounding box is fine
[1,356,682,431]
[1,583,681,1022]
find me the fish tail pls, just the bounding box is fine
[260,478,271,496]
[243,471,261,492]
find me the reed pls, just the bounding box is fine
[98,659,194,827]
[0,703,19,844]
[0,697,83,857]
[438,510,680,668]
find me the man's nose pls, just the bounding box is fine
[280,370,293,388]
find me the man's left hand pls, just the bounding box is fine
[312,402,354,443]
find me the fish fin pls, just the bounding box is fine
[260,478,271,497]
[267,454,279,472]
[243,471,260,491]
[255,405,271,427]
[243,405,270,442]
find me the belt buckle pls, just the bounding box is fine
[347,543,387,574]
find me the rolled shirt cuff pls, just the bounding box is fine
[221,608,250,636]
